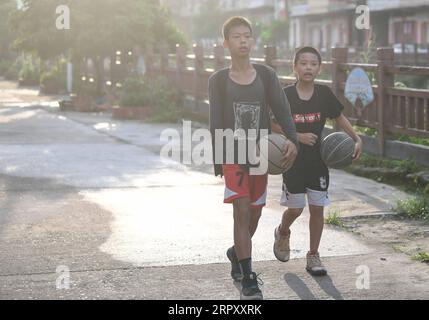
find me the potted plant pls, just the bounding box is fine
[69,72,99,112]
[145,77,181,123]
[18,55,40,87]
[113,75,153,120]
[40,59,67,95]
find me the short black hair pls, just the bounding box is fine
[293,46,322,65]
[222,16,252,41]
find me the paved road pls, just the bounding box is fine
[0,83,428,299]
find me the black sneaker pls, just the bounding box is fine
[226,247,243,282]
[240,272,263,300]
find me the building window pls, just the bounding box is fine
[394,20,416,43]
[404,21,413,35]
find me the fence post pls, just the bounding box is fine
[176,44,186,97]
[331,47,348,131]
[413,43,418,65]
[376,48,394,157]
[193,44,204,110]
[145,46,154,78]
[213,44,225,70]
[160,44,169,77]
[264,45,277,70]
[427,44,429,65]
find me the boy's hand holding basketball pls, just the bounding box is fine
[298,133,318,146]
[281,140,298,168]
[353,139,362,161]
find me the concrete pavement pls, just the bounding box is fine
[0,83,428,300]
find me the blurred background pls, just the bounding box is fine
[0,0,428,131]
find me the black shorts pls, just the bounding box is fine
[282,162,329,194]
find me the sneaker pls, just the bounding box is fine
[306,252,327,276]
[273,226,290,262]
[226,247,243,282]
[240,272,263,300]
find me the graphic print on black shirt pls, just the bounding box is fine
[233,101,261,140]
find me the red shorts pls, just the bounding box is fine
[222,164,268,208]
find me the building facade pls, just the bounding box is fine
[287,0,429,52]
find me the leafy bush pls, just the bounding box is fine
[3,55,40,82]
[120,75,152,107]
[353,125,378,137]
[395,75,428,90]
[0,59,12,76]
[348,152,429,197]
[357,153,420,173]
[18,55,40,84]
[120,75,181,122]
[396,135,429,147]
[4,57,22,80]
[146,77,181,122]
[396,197,429,221]
[40,58,67,93]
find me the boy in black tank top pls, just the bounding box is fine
[209,17,299,299]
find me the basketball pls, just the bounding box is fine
[321,132,355,169]
[258,133,293,175]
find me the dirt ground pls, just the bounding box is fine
[341,214,429,263]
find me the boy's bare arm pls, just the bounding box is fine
[335,114,363,160]
[266,71,298,148]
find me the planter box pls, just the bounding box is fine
[59,100,74,111]
[112,106,152,120]
[18,79,39,87]
[40,79,63,95]
[72,94,96,112]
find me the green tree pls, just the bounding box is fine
[12,0,186,58]
[192,0,227,41]
[0,0,18,59]
[11,0,186,93]
[259,20,289,47]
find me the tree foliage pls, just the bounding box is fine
[11,0,186,60]
[259,20,289,46]
[0,0,18,58]
[192,0,227,41]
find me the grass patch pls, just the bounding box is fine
[395,197,429,221]
[325,208,344,227]
[353,126,378,137]
[396,135,429,147]
[145,108,209,124]
[412,252,429,263]
[346,153,429,195]
[146,108,183,123]
[355,153,421,172]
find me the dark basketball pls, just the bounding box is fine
[321,132,355,169]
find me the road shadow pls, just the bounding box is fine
[310,273,344,300]
[284,273,316,300]
[284,273,344,300]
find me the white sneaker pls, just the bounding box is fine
[306,252,327,276]
[273,226,290,262]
